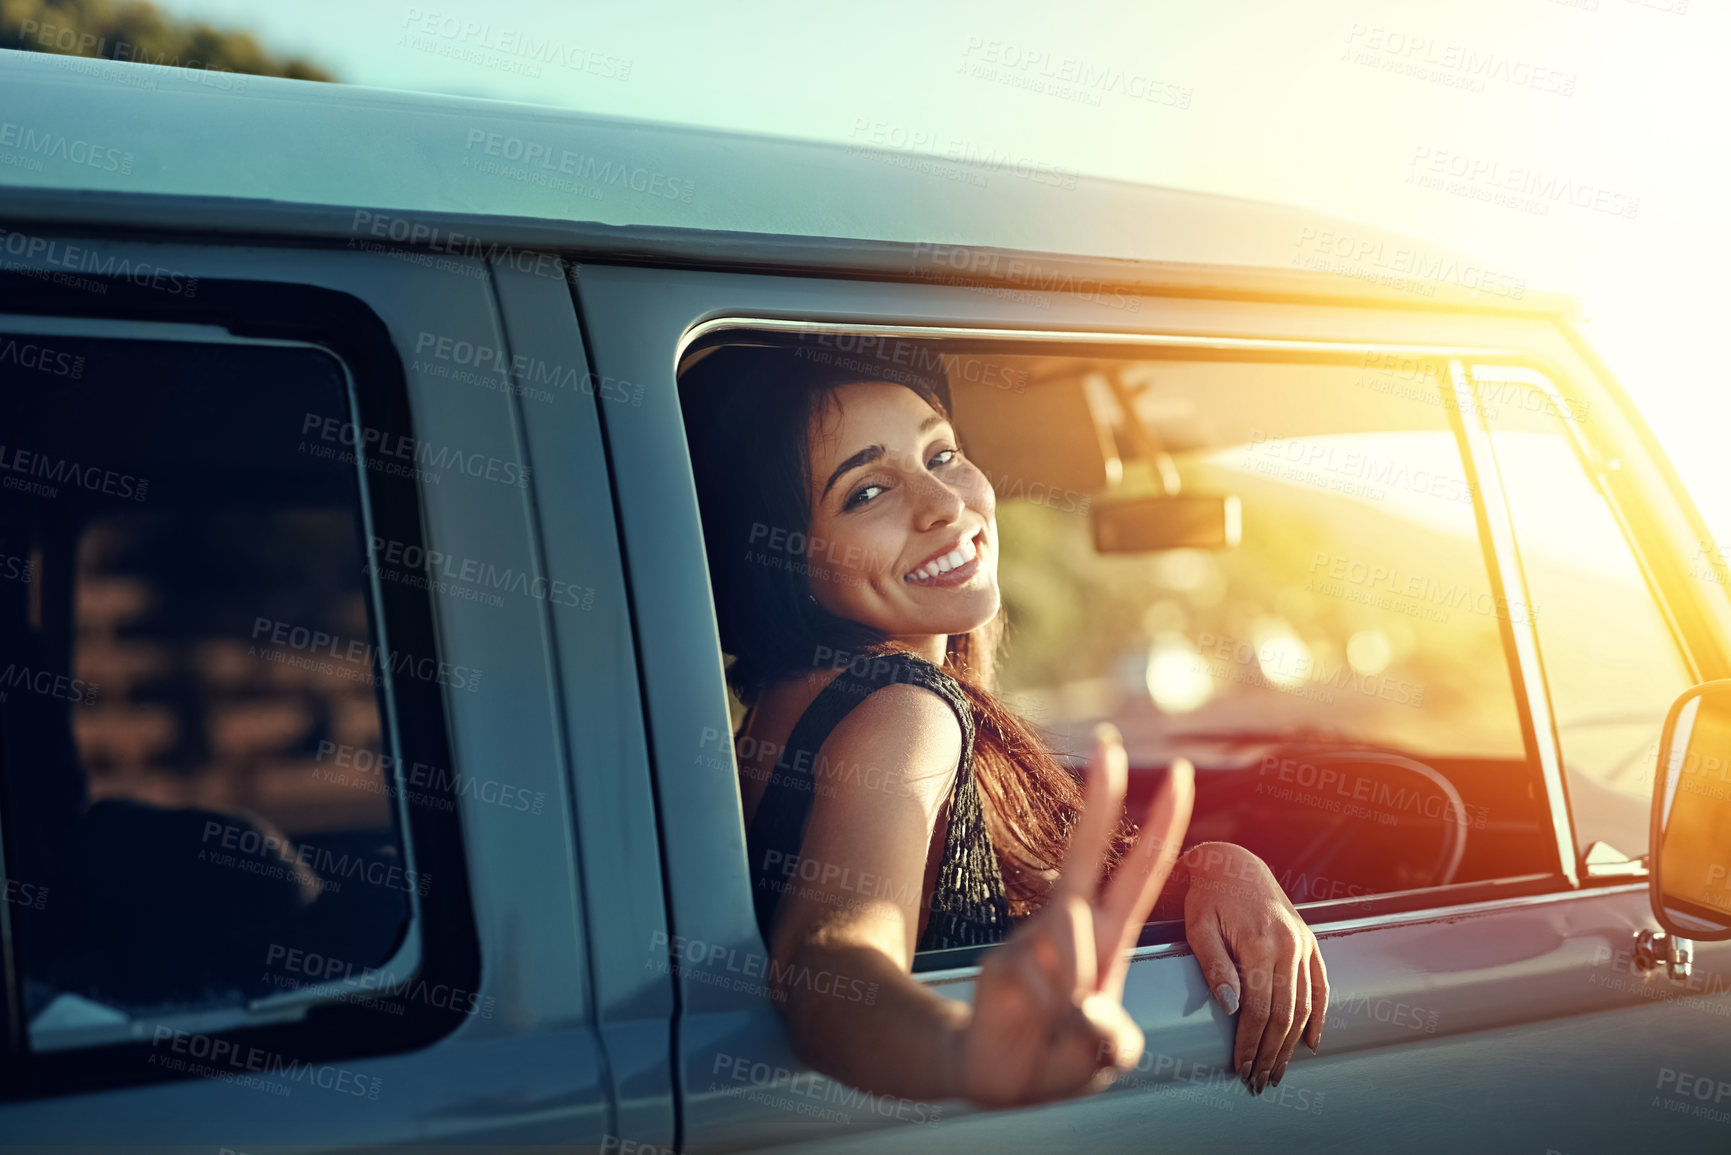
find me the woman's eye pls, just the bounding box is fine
[844,483,886,511]
[928,448,958,469]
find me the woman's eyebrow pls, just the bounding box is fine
[821,445,882,499]
[818,416,949,499]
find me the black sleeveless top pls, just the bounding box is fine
[745,651,1015,953]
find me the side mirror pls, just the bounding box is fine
[1649,680,1731,942]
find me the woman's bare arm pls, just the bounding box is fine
[762,694,1193,1108]
[763,683,973,1100]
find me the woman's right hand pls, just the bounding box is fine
[952,724,1194,1109]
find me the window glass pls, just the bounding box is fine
[969,354,1553,902]
[0,332,413,1050]
[1476,367,1693,864]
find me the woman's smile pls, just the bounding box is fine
[903,530,986,587]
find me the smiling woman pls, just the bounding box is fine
[678,341,1328,1106]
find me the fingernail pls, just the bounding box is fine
[1253,1070,1270,1095]
[1271,1066,1285,1087]
[1213,983,1239,1015]
[1237,1061,1252,1086]
[1306,1039,1319,1055]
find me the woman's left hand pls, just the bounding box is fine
[1178,842,1327,1096]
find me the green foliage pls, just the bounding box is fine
[1,0,335,81]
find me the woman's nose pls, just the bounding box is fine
[909,471,966,528]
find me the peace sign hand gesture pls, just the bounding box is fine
[953,724,1194,1109]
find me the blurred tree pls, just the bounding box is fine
[1,0,335,81]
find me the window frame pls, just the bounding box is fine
[675,317,1614,963]
[0,271,482,1101]
[1462,361,1708,882]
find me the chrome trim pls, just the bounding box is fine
[674,315,1524,369]
[1450,358,1579,886]
[911,883,1654,983]
[1298,881,1644,937]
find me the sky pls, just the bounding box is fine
[149,0,1730,538]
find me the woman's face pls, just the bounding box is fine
[803,381,999,642]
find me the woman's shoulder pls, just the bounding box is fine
[818,679,968,808]
[762,651,971,776]
[768,649,969,727]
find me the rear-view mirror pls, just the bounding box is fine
[1090,493,1242,554]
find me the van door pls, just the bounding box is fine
[573,259,1731,1154]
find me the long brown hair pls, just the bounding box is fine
[681,341,1130,915]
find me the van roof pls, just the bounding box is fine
[0,50,1568,313]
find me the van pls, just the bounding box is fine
[2,47,1729,1153]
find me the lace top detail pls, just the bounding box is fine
[745,651,1015,953]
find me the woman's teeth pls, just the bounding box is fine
[904,536,979,583]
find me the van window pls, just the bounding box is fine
[686,336,1560,928]
[1474,366,1693,865]
[973,354,1552,905]
[0,330,416,1051]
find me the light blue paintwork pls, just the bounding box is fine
[1,45,1512,282]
